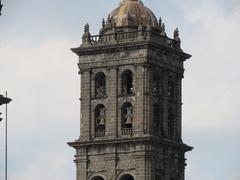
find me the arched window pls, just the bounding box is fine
[95,104,106,137]
[95,72,106,98]
[121,70,133,95]
[121,102,133,135]
[168,107,174,138]
[119,174,134,180]
[91,176,105,180]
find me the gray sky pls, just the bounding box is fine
[0,0,240,180]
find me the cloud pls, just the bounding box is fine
[10,149,74,180]
[178,1,240,179]
[0,37,79,133]
[179,0,240,132]
[0,38,79,179]
[230,174,240,180]
[0,1,240,180]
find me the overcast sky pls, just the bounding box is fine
[0,0,240,180]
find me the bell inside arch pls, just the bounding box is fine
[98,108,105,126]
[125,116,132,125]
[99,116,105,126]
[125,107,132,125]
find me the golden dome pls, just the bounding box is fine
[109,0,158,28]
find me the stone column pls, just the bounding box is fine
[133,65,145,135]
[80,70,92,141]
[143,65,150,134]
[148,67,154,135]
[178,150,186,180]
[107,68,118,138]
[162,70,169,137]
[176,74,183,141]
[145,153,155,180]
[104,149,117,180]
[76,147,88,180]
[135,152,146,180]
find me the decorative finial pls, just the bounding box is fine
[174,28,181,42]
[162,23,165,31]
[84,23,89,33]
[106,14,112,28]
[174,28,179,37]
[160,23,166,36]
[82,23,91,46]
[173,27,181,49]
[107,14,111,23]
[102,18,105,28]
[99,18,106,35]
[159,17,162,27]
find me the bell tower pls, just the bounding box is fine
[69,0,193,180]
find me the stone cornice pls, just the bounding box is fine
[68,135,193,152]
[71,40,191,61]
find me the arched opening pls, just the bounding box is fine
[119,174,134,180]
[95,72,106,98]
[121,70,133,96]
[91,176,105,180]
[95,104,106,137]
[121,102,133,135]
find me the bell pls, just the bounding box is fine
[98,108,105,126]
[99,117,105,126]
[125,116,132,125]
[125,107,132,125]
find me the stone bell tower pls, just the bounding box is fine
[68,0,193,180]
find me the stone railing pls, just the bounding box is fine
[82,29,181,50]
[121,128,133,136]
[90,31,139,45]
[95,129,105,137]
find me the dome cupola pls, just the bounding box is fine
[108,0,158,28]
[78,0,184,52]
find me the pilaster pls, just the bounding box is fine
[80,70,92,141]
[107,68,118,138]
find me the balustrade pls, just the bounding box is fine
[121,128,133,136]
[84,29,178,49]
[95,129,105,137]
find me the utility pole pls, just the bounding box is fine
[0,0,3,16]
[0,93,12,180]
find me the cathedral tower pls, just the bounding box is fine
[69,0,193,180]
